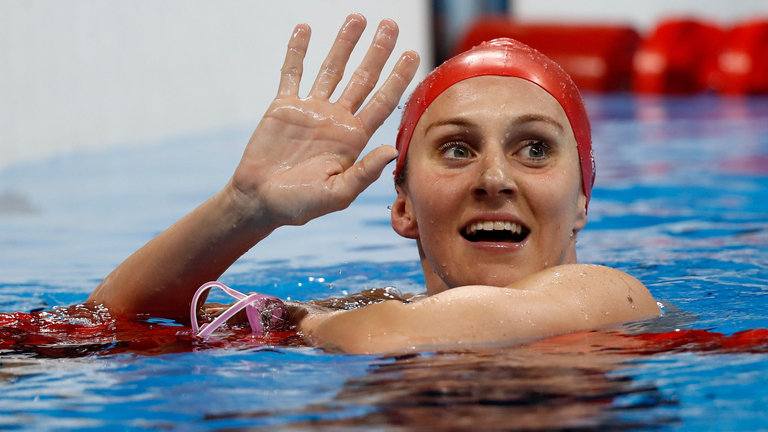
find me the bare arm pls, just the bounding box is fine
[299,264,660,354]
[87,15,420,321]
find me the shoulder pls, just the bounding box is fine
[508,263,659,319]
[515,263,648,292]
[409,264,660,343]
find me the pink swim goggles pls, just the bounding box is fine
[190,281,284,338]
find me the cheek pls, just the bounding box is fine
[411,190,450,226]
[526,167,582,213]
[405,181,440,228]
[409,171,465,211]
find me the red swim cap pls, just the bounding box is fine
[394,38,595,208]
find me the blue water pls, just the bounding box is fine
[1,95,767,430]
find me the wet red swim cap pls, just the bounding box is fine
[394,38,595,208]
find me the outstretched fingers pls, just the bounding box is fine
[336,19,399,113]
[277,24,311,98]
[309,14,367,100]
[358,51,420,136]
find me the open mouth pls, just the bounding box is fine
[462,221,530,243]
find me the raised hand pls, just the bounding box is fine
[230,14,420,229]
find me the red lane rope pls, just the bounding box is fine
[0,310,302,358]
[2,310,767,358]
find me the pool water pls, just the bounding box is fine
[1,95,767,430]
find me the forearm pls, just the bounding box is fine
[87,182,274,321]
[300,288,560,354]
[300,265,660,354]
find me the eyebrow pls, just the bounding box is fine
[423,113,565,136]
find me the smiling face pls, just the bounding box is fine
[391,76,588,295]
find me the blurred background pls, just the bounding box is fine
[2,0,767,169]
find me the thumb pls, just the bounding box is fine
[336,145,399,202]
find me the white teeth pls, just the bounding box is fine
[465,221,523,235]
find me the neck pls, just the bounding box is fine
[419,242,580,296]
[417,243,449,296]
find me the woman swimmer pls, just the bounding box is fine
[86,14,660,354]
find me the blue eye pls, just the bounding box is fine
[521,141,549,160]
[440,143,472,160]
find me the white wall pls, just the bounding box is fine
[515,0,768,30]
[0,0,431,168]
[6,1,766,169]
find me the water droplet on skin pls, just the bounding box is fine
[292,26,307,39]
[551,271,562,284]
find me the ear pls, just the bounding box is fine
[391,185,419,239]
[573,191,588,234]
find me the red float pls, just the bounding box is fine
[632,18,724,94]
[712,19,768,94]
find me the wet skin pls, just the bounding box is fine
[391,76,588,295]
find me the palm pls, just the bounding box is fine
[234,97,369,225]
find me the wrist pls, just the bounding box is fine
[217,181,279,240]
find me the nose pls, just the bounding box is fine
[472,154,516,198]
